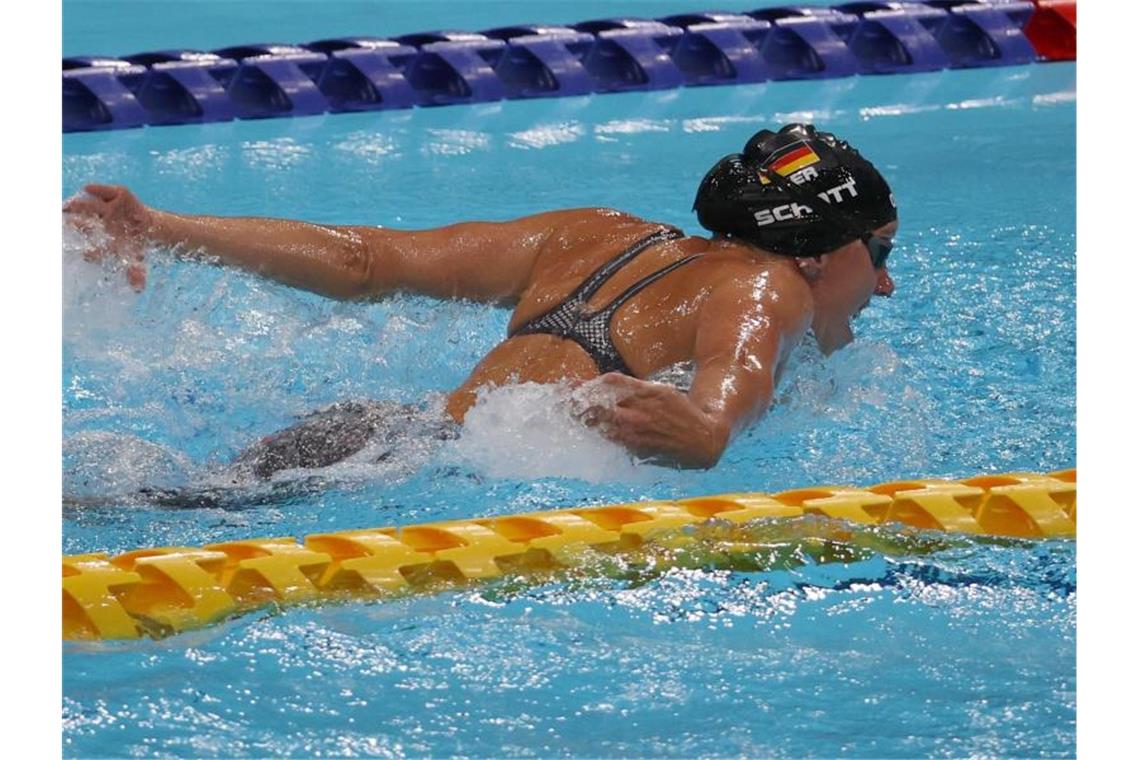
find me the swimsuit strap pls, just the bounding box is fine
[588,251,705,324]
[509,226,684,339]
[564,226,685,306]
[570,249,705,375]
[508,225,701,376]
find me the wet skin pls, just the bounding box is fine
[64,185,897,469]
[447,218,897,416]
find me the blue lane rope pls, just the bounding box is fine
[63,2,1060,132]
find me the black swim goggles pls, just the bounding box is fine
[861,231,893,270]
[756,164,893,270]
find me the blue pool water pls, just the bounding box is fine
[63,1,1076,757]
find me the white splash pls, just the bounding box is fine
[449,382,650,483]
[62,213,140,345]
[63,430,195,503]
[772,108,844,124]
[1032,91,1076,106]
[947,97,1007,111]
[859,103,941,120]
[150,144,228,180]
[681,115,766,133]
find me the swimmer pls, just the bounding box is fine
[64,123,897,473]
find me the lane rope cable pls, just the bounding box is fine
[64,468,1076,640]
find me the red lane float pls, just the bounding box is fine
[1025,0,1076,61]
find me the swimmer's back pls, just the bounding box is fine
[445,209,803,419]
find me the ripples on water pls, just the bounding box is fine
[63,521,1074,758]
[62,59,1075,756]
[60,222,1076,754]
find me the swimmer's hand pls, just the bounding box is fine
[577,373,728,469]
[63,184,152,290]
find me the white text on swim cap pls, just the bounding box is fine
[753,179,860,227]
[788,166,819,185]
[817,178,858,204]
[754,203,813,226]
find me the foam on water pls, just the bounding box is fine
[63,430,195,504]
[450,381,653,484]
[62,213,138,345]
[60,211,939,502]
[60,38,1076,755]
[64,207,932,498]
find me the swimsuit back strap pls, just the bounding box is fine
[590,253,705,323]
[568,226,684,304]
[508,226,683,339]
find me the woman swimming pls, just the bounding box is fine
[64,123,898,473]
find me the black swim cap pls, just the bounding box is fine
[693,123,896,257]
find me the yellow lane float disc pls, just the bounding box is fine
[63,469,1076,640]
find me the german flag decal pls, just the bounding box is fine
[759,142,821,184]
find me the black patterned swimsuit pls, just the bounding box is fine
[508,227,703,375]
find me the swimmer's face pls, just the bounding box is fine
[810,219,898,353]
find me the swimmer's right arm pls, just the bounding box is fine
[64,184,628,302]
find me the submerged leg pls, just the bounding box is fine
[232,400,457,480]
[233,401,385,479]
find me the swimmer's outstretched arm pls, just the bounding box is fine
[63,184,619,302]
[586,271,811,468]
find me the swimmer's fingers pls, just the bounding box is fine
[593,405,659,455]
[598,373,640,389]
[575,403,607,427]
[575,374,662,427]
[64,185,153,281]
[63,204,114,263]
[63,185,147,228]
[62,195,110,224]
[64,214,106,260]
[126,257,147,291]
[64,211,148,290]
[63,185,128,217]
[598,372,670,404]
[63,193,114,256]
[66,211,97,232]
[593,377,715,465]
[577,403,654,448]
[83,183,125,202]
[576,401,624,434]
[116,233,149,291]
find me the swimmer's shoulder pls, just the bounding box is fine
[541,207,665,240]
[529,209,681,264]
[692,241,814,320]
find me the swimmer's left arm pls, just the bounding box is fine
[591,274,810,468]
[63,185,614,301]
[348,208,630,303]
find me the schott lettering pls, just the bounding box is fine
[816,178,858,204]
[754,179,862,227]
[754,202,814,226]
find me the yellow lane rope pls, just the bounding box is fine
[63,469,1075,640]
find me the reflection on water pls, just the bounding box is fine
[63,525,1075,758]
[62,60,1075,758]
